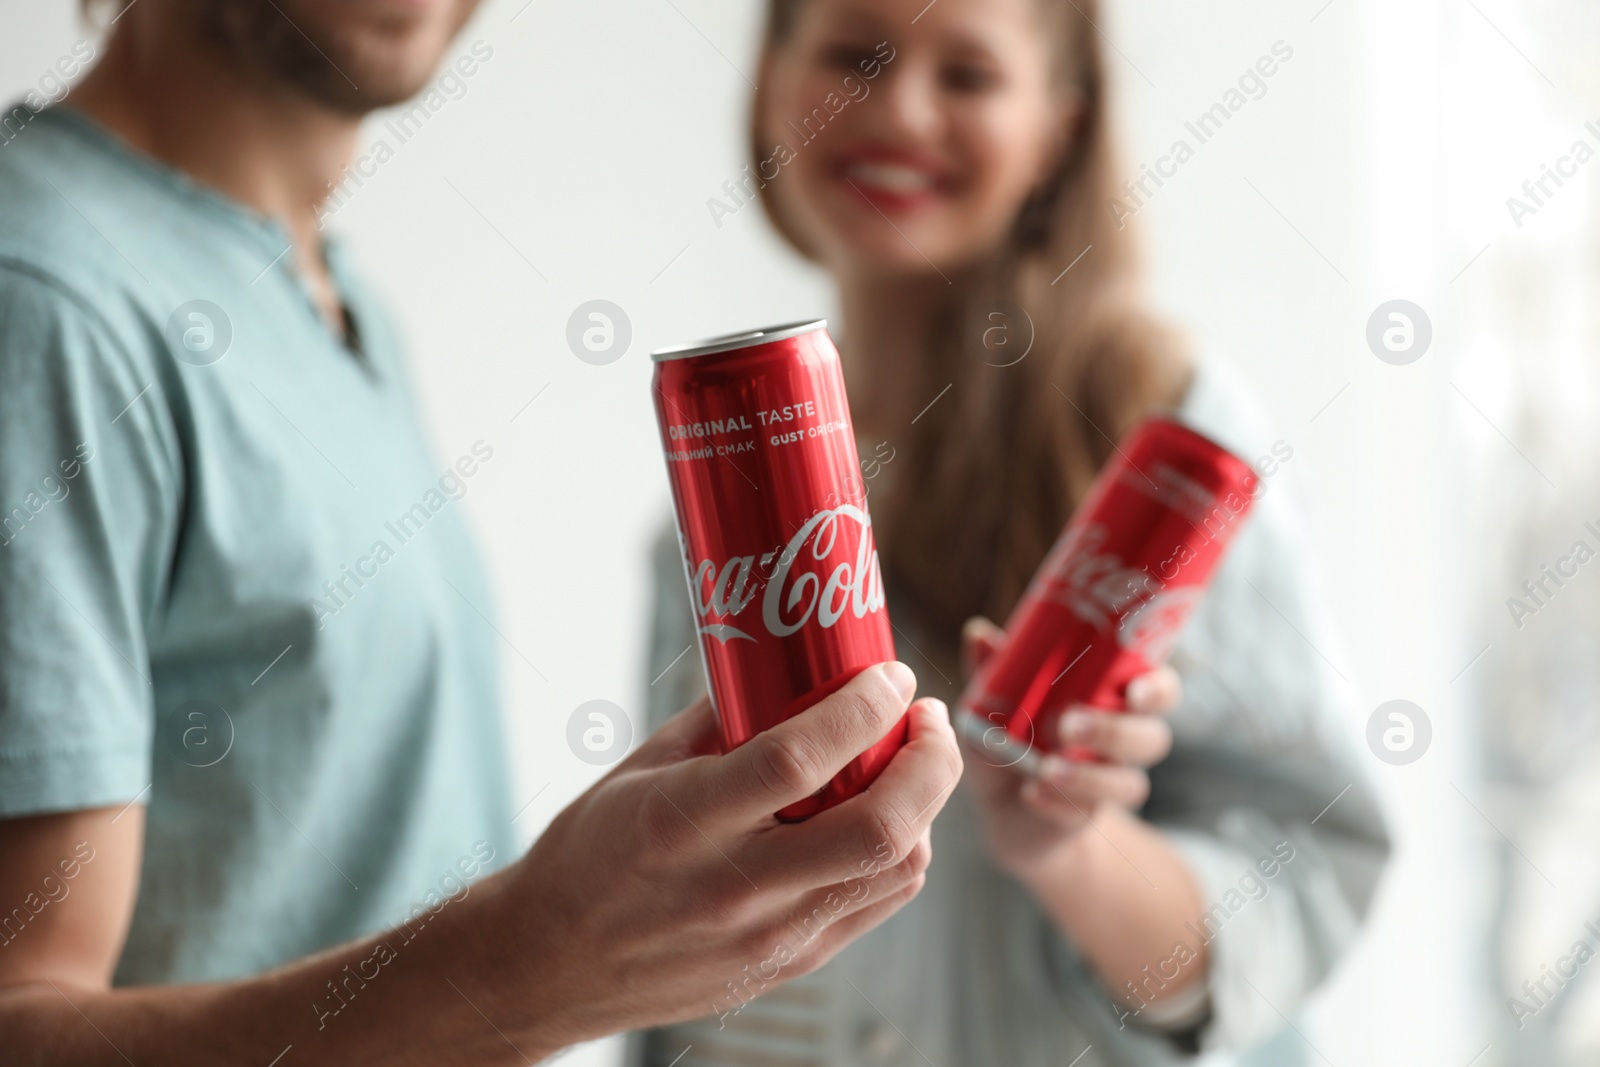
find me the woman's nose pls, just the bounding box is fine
[865,59,944,142]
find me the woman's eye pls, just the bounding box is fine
[819,42,877,70]
[943,63,1000,92]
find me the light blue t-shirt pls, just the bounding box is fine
[0,106,515,985]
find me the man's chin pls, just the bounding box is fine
[311,68,449,116]
[185,0,472,118]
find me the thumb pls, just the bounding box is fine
[960,616,1007,679]
[624,697,721,771]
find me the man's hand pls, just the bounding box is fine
[0,662,960,1065]
[959,618,1180,880]
[485,660,962,1049]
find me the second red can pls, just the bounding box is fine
[651,319,904,820]
[955,418,1260,772]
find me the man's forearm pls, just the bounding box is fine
[0,869,563,1067]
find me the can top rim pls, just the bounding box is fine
[650,319,827,363]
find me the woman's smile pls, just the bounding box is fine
[834,144,954,214]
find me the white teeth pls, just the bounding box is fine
[846,161,934,193]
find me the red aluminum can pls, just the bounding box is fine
[955,418,1259,772]
[651,320,904,820]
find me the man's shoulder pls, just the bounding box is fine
[0,255,122,369]
[0,106,154,310]
[0,236,164,412]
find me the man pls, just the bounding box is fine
[0,1,962,1062]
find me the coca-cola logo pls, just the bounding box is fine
[688,505,886,643]
[1038,524,1208,665]
[1040,524,1161,631]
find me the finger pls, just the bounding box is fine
[750,697,960,887]
[622,697,721,771]
[960,616,1007,678]
[1017,777,1095,829]
[778,830,931,939]
[1057,710,1172,767]
[699,662,919,822]
[1124,666,1182,716]
[1035,756,1151,810]
[790,872,927,978]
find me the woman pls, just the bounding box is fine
[634,0,1388,1062]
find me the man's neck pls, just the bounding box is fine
[72,8,360,331]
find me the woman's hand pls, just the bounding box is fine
[959,617,1181,880]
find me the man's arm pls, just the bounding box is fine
[0,663,961,1066]
[0,805,141,991]
[0,801,563,1065]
